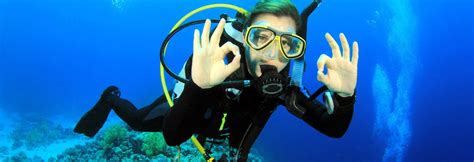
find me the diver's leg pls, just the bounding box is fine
[75,86,170,137]
[133,94,171,132]
[107,93,170,132]
[105,91,171,132]
[135,92,170,121]
[103,94,144,131]
[74,86,119,138]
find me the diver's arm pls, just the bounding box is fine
[285,87,355,138]
[162,80,216,146]
[162,57,217,146]
[163,19,241,146]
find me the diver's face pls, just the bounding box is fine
[244,14,296,78]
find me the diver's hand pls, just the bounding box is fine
[192,19,241,89]
[316,33,359,97]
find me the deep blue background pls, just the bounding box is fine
[0,0,472,161]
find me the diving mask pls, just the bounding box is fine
[245,25,306,59]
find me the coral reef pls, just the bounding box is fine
[4,123,264,161]
[8,117,77,150]
[2,151,42,162]
[55,123,264,161]
[140,132,168,157]
[0,146,9,159]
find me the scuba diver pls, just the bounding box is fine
[74,0,359,161]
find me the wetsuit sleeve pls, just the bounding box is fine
[162,57,217,146]
[286,88,355,138]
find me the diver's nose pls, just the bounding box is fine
[262,43,279,60]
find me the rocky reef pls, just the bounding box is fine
[4,122,264,161]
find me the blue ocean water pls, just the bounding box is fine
[0,0,473,161]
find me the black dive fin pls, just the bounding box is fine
[73,98,111,138]
[74,86,120,138]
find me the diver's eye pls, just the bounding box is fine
[281,40,289,47]
[257,34,270,43]
[281,37,292,51]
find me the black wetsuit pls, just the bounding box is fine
[91,55,355,161]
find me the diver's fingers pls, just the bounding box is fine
[317,71,330,85]
[325,33,341,58]
[224,53,241,77]
[210,18,226,45]
[352,41,359,67]
[327,59,336,69]
[193,29,201,54]
[219,42,240,60]
[220,42,241,76]
[340,33,350,61]
[201,19,211,47]
[317,54,331,72]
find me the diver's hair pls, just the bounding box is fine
[245,0,301,31]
